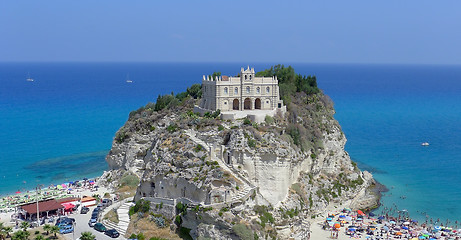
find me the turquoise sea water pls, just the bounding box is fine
[1,63,460,223]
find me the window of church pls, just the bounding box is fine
[266,87,270,93]
[246,86,250,93]
[224,87,228,94]
[256,87,260,93]
[249,75,252,80]
[234,87,238,94]
[245,75,247,80]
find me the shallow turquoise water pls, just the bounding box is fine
[1,63,460,223]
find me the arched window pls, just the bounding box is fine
[245,75,247,80]
[224,87,228,94]
[234,87,238,94]
[256,87,260,94]
[249,75,252,80]
[246,86,250,93]
[266,87,270,93]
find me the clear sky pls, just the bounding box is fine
[1,0,460,64]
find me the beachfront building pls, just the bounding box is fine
[194,66,286,122]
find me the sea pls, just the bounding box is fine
[1,62,461,223]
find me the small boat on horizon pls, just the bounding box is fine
[126,74,133,83]
[26,72,34,82]
[421,142,429,146]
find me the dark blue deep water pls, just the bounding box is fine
[1,63,461,222]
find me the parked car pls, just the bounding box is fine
[56,217,74,226]
[94,223,107,232]
[102,199,112,207]
[80,206,90,214]
[105,229,120,238]
[59,224,74,234]
[88,217,97,227]
[93,207,100,214]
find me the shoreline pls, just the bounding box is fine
[0,176,106,211]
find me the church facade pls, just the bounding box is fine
[198,66,284,112]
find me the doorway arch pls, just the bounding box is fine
[233,99,239,110]
[244,98,251,110]
[255,98,261,109]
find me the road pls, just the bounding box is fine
[63,206,126,240]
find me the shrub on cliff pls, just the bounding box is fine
[255,64,319,104]
[232,224,253,240]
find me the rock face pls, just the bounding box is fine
[103,92,379,239]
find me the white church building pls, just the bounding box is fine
[194,66,286,122]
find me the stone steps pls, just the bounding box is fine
[185,129,257,205]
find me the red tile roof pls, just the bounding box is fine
[20,199,64,214]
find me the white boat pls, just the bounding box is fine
[26,72,34,82]
[126,74,132,83]
[421,142,429,146]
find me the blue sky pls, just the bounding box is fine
[1,0,460,64]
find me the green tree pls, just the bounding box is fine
[80,231,96,240]
[186,84,202,99]
[3,226,12,238]
[42,224,51,235]
[20,222,29,232]
[211,71,221,80]
[12,230,29,240]
[34,235,45,240]
[0,230,6,240]
[50,225,60,238]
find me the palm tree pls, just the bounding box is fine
[34,235,44,240]
[50,226,60,239]
[0,230,6,240]
[42,224,51,235]
[12,230,29,240]
[20,222,29,232]
[0,223,5,240]
[80,231,95,240]
[3,227,13,238]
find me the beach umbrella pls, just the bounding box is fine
[434,226,441,231]
[357,210,364,215]
[404,221,410,225]
[61,183,66,187]
[339,215,345,218]
[390,220,396,224]
[378,216,385,220]
[57,185,63,189]
[395,232,402,236]
[383,226,389,231]
[334,223,341,229]
[369,212,375,217]
[15,191,21,194]
[326,217,332,221]
[83,177,88,180]
[345,216,352,221]
[402,226,409,230]
[418,236,426,239]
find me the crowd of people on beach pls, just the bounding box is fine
[0,178,100,213]
[321,208,461,240]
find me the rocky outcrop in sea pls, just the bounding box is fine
[100,90,380,239]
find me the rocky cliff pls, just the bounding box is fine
[100,90,379,240]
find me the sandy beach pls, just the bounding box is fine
[309,207,461,240]
[0,177,113,227]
